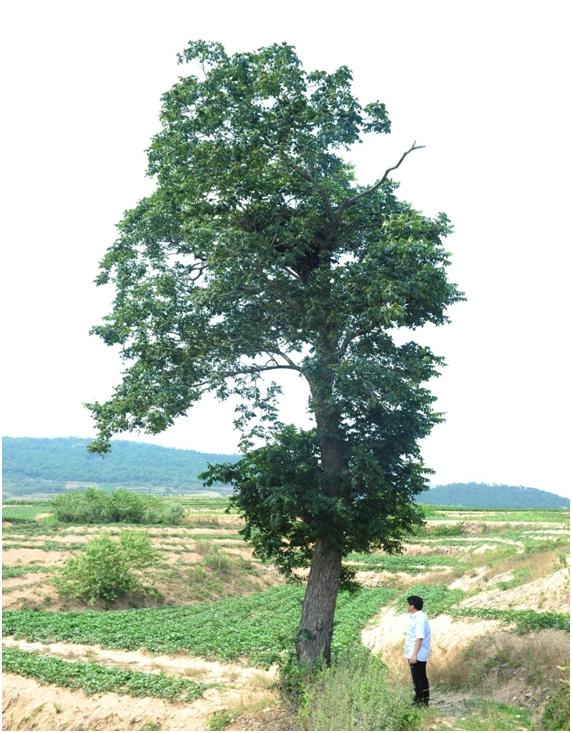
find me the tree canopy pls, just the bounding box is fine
[88,40,462,664]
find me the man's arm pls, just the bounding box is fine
[410,637,423,663]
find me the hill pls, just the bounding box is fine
[2,437,239,497]
[421,482,569,509]
[3,438,569,508]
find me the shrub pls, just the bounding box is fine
[53,531,157,605]
[296,646,420,731]
[542,671,570,731]
[203,546,233,573]
[52,488,112,523]
[52,488,184,525]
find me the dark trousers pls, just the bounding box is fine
[409,660,429,705]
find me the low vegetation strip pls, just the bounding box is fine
[450,607,570,632]
[2,565,53,579]
[393,585,465,616]
[1,504,53,522]
[347,554,461,570]
[3,585,398,666]
[2,646,204,701]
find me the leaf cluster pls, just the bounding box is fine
[53,531,158,605]
[52,488,184,525]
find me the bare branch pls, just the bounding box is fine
[338,142,425,214]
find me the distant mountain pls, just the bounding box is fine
[420,482,569,509]
[2,437,239,497]
[3,438,569,508]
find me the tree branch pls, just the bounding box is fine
[338,142,425,214]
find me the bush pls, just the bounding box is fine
[52,488,184,525]
[542,672,570,731]
[53,531,157,605]
[296,647,420,731]
[203,546,233,573]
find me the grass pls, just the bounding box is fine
[2,646,204,701]
[297,646,421,731]
[3,541,84,552]
[450,607,570,632]
[348,553,461,569]
[433,629,570,694]
[442,699,532,731]
[2,504,53,522]
[3,564,53,579]
[392,585,465,616]
[3,584,398,666]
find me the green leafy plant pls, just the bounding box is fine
[3,585,397,666]
[53,531,158,605]
[2,564,52,579]
[208,710,234,731]
[52,488,184,525]
[450,607,570,633]
[2,647,203,701]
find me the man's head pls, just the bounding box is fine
[407,595,424,611]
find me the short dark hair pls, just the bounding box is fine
[407,595,423,610]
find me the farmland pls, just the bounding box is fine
[2,496,570,730]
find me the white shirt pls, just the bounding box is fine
[404,610,431,661]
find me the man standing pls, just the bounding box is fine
[405,595,431,706]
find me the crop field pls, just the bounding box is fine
[1,498,569,731]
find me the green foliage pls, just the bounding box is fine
[450,607,570,633]
[2,647,203,701]
[394,584,465,616]
[347,552,460,572]
[52,488,184,525]
[1,503,53,523]
[84,39,462,664]
[447,699,532,731]
[87,38,460,569]
[208,710,235,731]
[297,646,421,731]
[53,531,158,605]
[3,585,397,666]
[202,546,233,572]
[203,425,427,582]
[541,671,570,731]
[2,565,52,579]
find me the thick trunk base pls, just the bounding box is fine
[295,537,342,667]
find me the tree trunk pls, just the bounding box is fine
[296,536,343,666]
[296,371,347,666]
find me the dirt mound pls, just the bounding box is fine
[361,607,505,675]
[459,567,570,612]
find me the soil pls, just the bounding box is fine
[361,606,505,676]
[2,673,275,731]
[2,638,277,686]
[2,549,67,565]
[459,567,570,612]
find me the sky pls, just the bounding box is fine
[2,0,570,498]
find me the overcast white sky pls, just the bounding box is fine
[2,1,570,498]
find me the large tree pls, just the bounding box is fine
[88,41,462,666]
